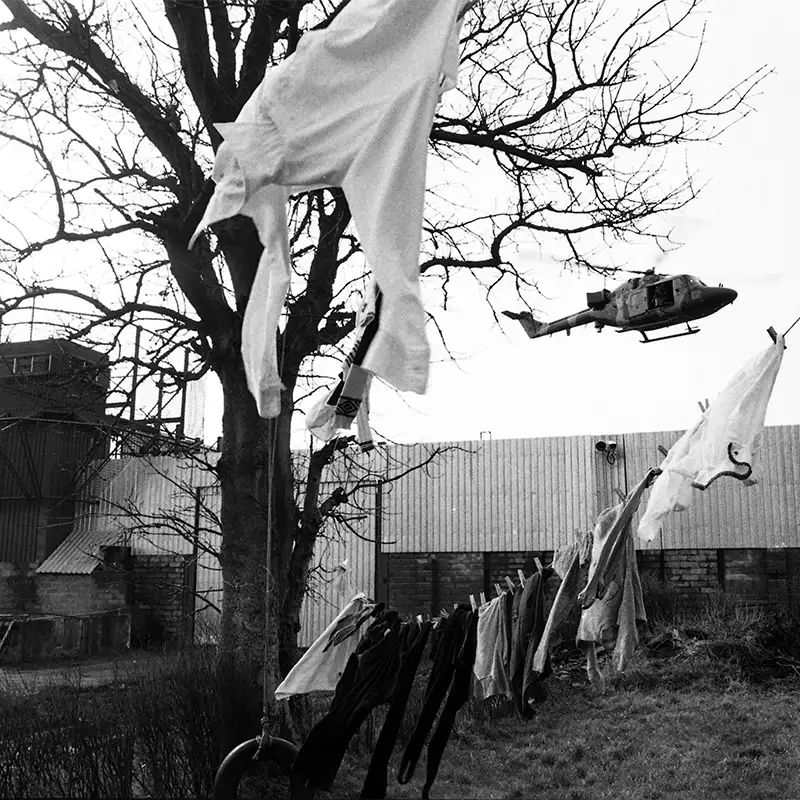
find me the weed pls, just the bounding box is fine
[640,572,683,624]
[0,648,220,799]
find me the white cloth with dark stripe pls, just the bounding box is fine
[638,335,785,542]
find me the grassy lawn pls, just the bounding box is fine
[324,660,800,800]
[3,607,799,799]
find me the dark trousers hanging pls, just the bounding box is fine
[360,620,432,799]
[521,570,553,715]
[510,569,553,718]
[421,609,478,799]
[291,612,404,791]
[397,606,473,785]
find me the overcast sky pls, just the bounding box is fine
[2,1,785,450]
[246,0,798,449]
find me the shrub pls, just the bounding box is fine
[129,647,221,798]
[0,680,135,799]
[639,572,683,625]
[0,648,221,799]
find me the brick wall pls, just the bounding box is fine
[0,563,37,613]
[386,551,554,615]
[0,550,202,662]
[36,572,131,617]
[131,553,194,645]
[637,549,720,610]
[386,548,800,616]
[485,551,554,592]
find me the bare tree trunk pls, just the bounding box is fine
[215,357,296,756]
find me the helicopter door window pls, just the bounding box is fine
[647,280,674,309]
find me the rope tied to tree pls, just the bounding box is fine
[254,322,287,759]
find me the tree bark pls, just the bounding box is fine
[215,353,296,755]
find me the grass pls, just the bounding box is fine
[325,656,800,800]
[2,593,799,799]
[310,589,800,800]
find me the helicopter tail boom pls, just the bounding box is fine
[503,308,596,339]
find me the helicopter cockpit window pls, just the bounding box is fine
[647,279,674,309]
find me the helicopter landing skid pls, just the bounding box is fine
[639,324,700,343]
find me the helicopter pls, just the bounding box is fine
[503,270,737,343]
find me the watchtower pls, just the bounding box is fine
[0,339,111,565]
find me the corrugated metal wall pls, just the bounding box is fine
[348,427,800,557]
[297,479,376,647]
[194,484,222,644]
[0,501,42,563]
[120,456,214,557]
[182,474,377,648]
[30,425,796,646]
[0,419,100,563]
[176,427,800,645]
[105,457,223,646]
[378,436,618,553]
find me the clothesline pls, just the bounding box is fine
[463,562,543,613]
[267,469,675,796]
[783,312,800,338]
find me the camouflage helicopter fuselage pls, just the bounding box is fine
[504,273,737,343]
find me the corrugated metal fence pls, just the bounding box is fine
[48,426,797,646]
[180,426,800,645]
[376,426,800,554]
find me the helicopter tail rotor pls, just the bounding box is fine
[502,309,544,338]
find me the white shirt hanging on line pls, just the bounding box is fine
[638,334,786,542]
[274,592,368,700]
[190,0,467,418]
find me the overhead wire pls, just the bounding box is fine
[783,312,800,339]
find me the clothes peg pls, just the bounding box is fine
[479,591,487,605]
[767,326,788,349]
[504,576,515,591]
[494,583,503,597]
[517,569,526,588]
[533,557,543,574]
[469,594,477,611]
[767,326,778,344]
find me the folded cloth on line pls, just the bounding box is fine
[361,620,432,800]
[638,334,785,542]
[507,567,552,718]
[292,611,406,791]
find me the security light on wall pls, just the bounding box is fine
[594,440,617,453]
[595,439,618,465]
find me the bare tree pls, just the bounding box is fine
[0,0,766,751]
